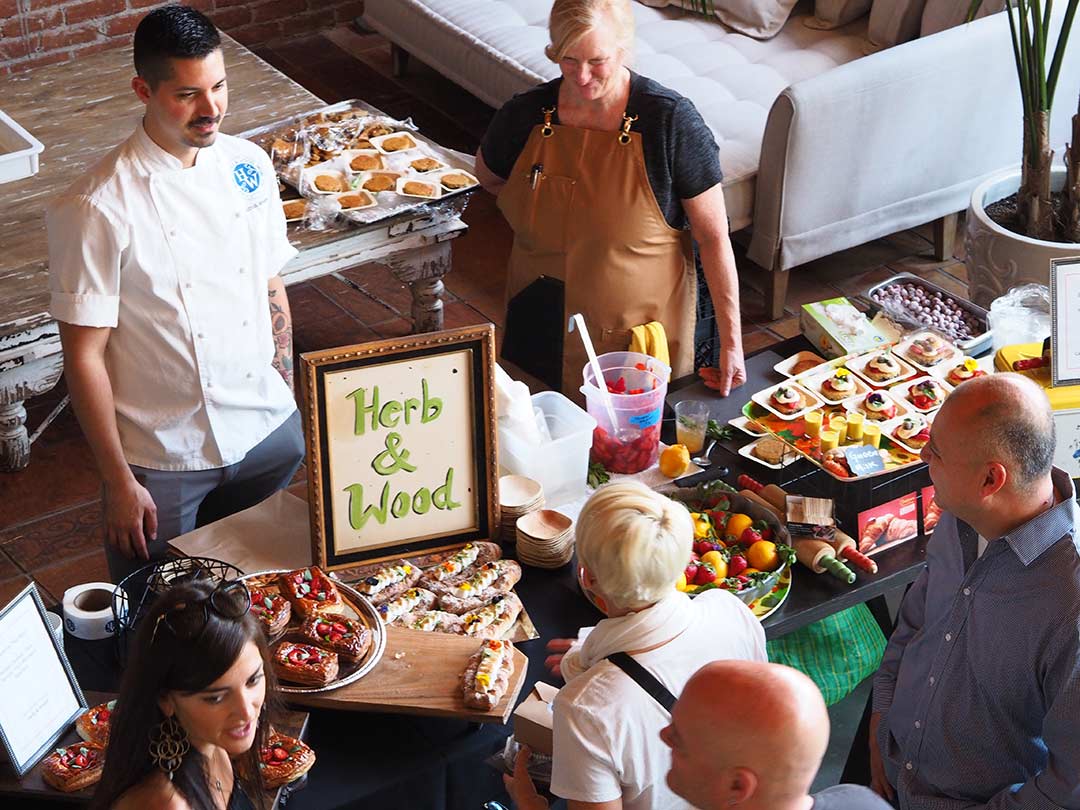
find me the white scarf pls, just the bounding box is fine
[560,591,694,682]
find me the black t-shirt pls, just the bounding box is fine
[812,785,896,810]
[480,70,723,230]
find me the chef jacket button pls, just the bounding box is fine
[169,229,177,237]
[963,588,971,596]
[197,332,204,339]
[206,381,213,389]
[906,762,913,771]
[929,676,935,686]
[945,633,952,642]
[914,720,921,729]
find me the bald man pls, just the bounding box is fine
[870,373,1080,808]
[659,660,890,810]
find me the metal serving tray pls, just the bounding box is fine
[866,272,992,355]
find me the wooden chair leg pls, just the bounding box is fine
[391,44,410,77]
[765,269,789,322]
[932,213,958,261]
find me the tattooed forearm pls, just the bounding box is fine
[268,277,294,393]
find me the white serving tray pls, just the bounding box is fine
[0,109,44,184]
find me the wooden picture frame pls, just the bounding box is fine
[301,325,499,571]
[0,583,87,777]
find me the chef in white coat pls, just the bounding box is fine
[47,6,304,586]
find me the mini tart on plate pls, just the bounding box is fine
[864,351,903,382]
[769,385,803,415]
[41,742,105,793]
[908,378,948,410]
[259,732,316,789]
[272,642,340,687]
[299,613,371,663]
[945,358,986,386]
[905,334,950,366]
[819,368,857,401]
[278,567,342,618]
[75,700,116,746]
[249,587,291,637]
[860,391,897,421]
[892,415,931,449]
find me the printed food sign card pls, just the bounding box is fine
[302,326,498,570]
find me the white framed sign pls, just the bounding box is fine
[0,583,86,776]
[301,325,499,570]
[1050,256,1080,387]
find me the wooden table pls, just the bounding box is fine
[0,690,310,808]
[0,36,466,472]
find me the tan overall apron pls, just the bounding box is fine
[497,106,697,398]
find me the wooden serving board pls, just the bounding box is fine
[284,625,529,723]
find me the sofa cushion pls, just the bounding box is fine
[364,0,869,230]
[920,0,1004,37]
[867,0,927,50]
[639,0,801,39]
[807,0,871,29]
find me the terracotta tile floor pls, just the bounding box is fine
[0,23,971,605]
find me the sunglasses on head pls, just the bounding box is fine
[150,580,251,645]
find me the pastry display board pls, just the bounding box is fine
[284,626,528,723]
[0,691,309,808]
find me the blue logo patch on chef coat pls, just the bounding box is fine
[233,162,261,193]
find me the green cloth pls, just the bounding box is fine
[766,604,886,706]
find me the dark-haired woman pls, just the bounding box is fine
[91,579,277,810]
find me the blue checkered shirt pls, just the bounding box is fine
[873,467,1080,809]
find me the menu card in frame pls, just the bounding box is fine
[1050,257,1080,387]
[0,583,86,776]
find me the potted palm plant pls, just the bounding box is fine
[964,1,1080,307]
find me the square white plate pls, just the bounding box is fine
[773,351,826,378]
[728,416,767,437]
[738,438,800,470]
[751,382,824,421]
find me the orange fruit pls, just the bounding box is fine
[725,513,753,541]
[747,541,780,572]
[700,550,728,580]
[659,444,691,478]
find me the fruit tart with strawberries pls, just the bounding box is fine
[272,642,339,687]
[259,731,316,789]
[75,700,116,747]
[907,378,948,411]
[248,587,291,638]
[819,368,857,402]
[299,613,371,663]
[278,567,342,618]
[892,415,931,450]
[41,742,105,793]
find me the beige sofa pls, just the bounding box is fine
[364,0,1080,317]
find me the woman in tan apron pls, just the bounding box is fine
[476,0,745,399]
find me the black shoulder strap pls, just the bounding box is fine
[605,652,677,712]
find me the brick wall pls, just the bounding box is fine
[1,0,366,74]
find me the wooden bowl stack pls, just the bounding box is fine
[499,475,544,545]
[516,509,575,569]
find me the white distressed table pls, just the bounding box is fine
[0,37,466,472]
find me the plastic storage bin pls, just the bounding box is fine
[580,352,670,474]
[499,390,597,506]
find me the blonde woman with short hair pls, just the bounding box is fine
[476,0,745,399]
[506,481,767,810]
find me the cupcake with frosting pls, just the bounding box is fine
[945,357,987,386]
[864,351,903,383]
[820,368,856,401]
[893,414,931,449]
[860,391,896,421]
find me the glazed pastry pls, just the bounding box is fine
[76,700,116,746]
[893,415,931,449]
[376,587,437,624]
[769,385,803,415]
[908,378,948,410]
[860,391,896,421]
[248,588,291,637]
[462,639,516,711]
[819,368,856,401]
[278,567,342,618]
[435,560,522,614]
[945,358,987,386]
[353,560,421,606]
[259,732,316,789]
[462,592,523,639]
[906,334,949,366]
[864,351,903,382]
[272,642,339,686]
[299,613,371,663]
[41,743,105,793]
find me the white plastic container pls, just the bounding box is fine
[499,390,597,506]
[0,110,44,184]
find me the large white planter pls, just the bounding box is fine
[965,166,1080,309]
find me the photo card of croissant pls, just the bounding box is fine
[855,492,920,557]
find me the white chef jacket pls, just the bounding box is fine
[47,123,298,471]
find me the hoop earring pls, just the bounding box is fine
[149,715,190,780]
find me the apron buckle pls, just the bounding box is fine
[618,113,639,145]
[541,106,556,138]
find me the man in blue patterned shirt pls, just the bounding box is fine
[869,373,1080,808]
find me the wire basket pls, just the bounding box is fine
[110,557,245,664]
